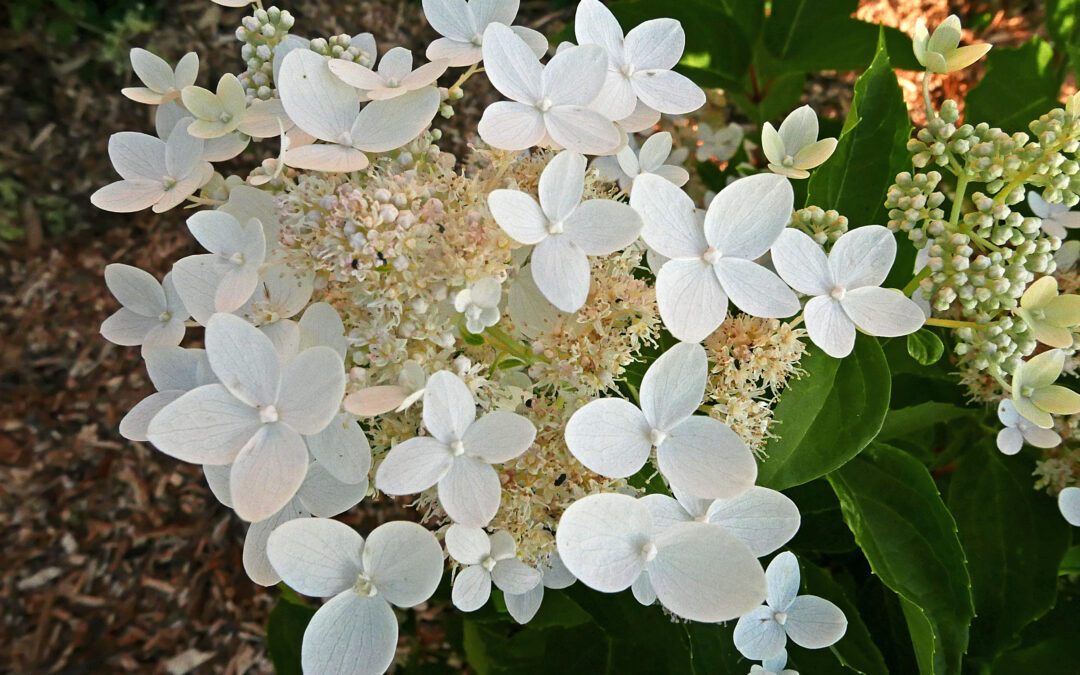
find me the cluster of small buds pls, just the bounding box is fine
[236,6,295,101]
[953,314,1032,375]
[788,206,849,246]
[963,190,1046,247]
[908,99,962,168]
[308,34,374,67]
[1025,107,1080,205]
[885,170,946,247]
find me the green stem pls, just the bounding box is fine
[949,174,969,228]
[483,326,545,364]
[904,266,932,296]
[922,72,934,120]
[924,317,988,330]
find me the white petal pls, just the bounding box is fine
[574,0,625,59]
[564,200,642,255]
[363,520,445,607]
[564,398,652,478]
[657,416,757,500]
[352,87,441,152]
[617,100,661,133]
[472,0,518,28]
[427,37,483,67]
[590,72,638,121]
[305,413,371,484]
[283,143,370,172]
[555,493,650,592]
[649,521,766,621]
[714,257,800,319]
[638,132,673,171]
[996,427,1023,455]
[542,44,607,107]
[91,180,163,213]
[625,18,683,70]
[260,264,316,319]
[220,185,281,249]
[640,342,707,430]
[375,436,453,494]
[493,558,542,594]
[104,264,166,316]
[400,59,450,90]
[655,259,728,343]
[1022,425,1062,449]
[463,410,535,463]
[230,423,310,522]
[100,308,163,346]
[265,517,364,597]
[237,98,292,138]
[539,150,586,223]
[108,131,166,181]
[531,235,591,313]
[481,23,543,103]
[422,0,476,41]
[1059,487,1080,526]
[761,122,785,165]
[1027,190,1051,218]
[705,173,794,260]
[505,582,544,624]
[423,370,477,443]
[841,287,926,337]
[297,461,367,518]
[277,346,346,434]
[298,302,347,356]
[541,552,576,589]
[144,346,206,391]
[130,47,175,92]
[639,493,694,532]
[487,189,549,245]
[804,295,856,358]
[766,551,801,610]
[778,105,819,154]
[243,499,308,586]
[705,487,801,557]
[438,456,502,527]
[164,119,206,177]
[445,524,491,565]
[120,391,183,442]
[329,58,385,90]
[631,572,657,605]
[785,595,848,649]
[154,168,210,213]
[147,384,260,464]
[489,530,516,559]
[734,605,788,660]
[770,228,832,296]
[478,101,546,150]
[630,174,708,259]
[544,106,620,155]
[169,254,228,325]
[301,592,398,675]
[278,49,358,142]
[205,313,281,407]
[452,565,492,611]
[631,69,704,115]
[829,225,896,290]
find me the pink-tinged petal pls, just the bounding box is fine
[147,384,260,464]
[230,423,310,522]
[283,144,370,172]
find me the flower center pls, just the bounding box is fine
[773,610,788,625]
[259,405,279,424]
[450,439,466,456]
[640,542,658,563]
[649,428,667,447]
[385,78,400,88]
[781,154,795,167]
[353,572,377,597]
[536,98,554,113]
[219,111,233,124]
[338,131,354,147]
[158,311,172,323]
[702,246,723,265]
[1032,308,1047,321]
[620,63,635,78]
[547,220,564,235]
[229,252,246,266]
[1021,386,1035,398]
[830,285,847,301]
[481,555,497,572]
[470,34,483,47]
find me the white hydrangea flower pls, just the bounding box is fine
[446,525,541,611]
[170,211,268,325]
[1011,349,1080,429]
[696,122,743,163]
[219,183,282,250]
[154,102,250,163]
[91,119,213,213]
[502,552,576,624]
[147,313,346,521]
[100,264,189,349]
[422,0,548,67]
[630,173,800,342]
[761,106,837,180]
[750,650,798,675]
[266,518,443,675]
[996,399,1061,455]
[297,302,349,358]
[1060,487,1080,527]
[1014,275,1080,349]
[574,0,704,119]
[487,150,642,312]
[120,346,215,441]
[1055,240,1080,272]
[454,277,503,333]
[374,370,536,526]
[345,361,428,416]
[328,47,448,100]
[556,492,767,622]
[598,132,689,191]
[771,226,926,358]
[733,552,847,660]
[180,74,247,139]
[122,48,198,105]
[241,264,317,355]
[1028,192,1080,239]
[277,49,441,172]
[478,24,620,155]
[565,342,757,499]
[913,15,992,74]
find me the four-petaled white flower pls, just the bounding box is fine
[374,370,536,526]
[101,264,189,349]
[996,399,1060,455]
[630,173,800,342]
[240,264,317,354]
[345,361,428,416]
[170,211,268,325]
[329,47,449,100]
[761,106,837,180]
[91,119,213,213]
[422,0,547,67]
[565,342,758,499]
[1011,348,1080,429]
[446,525,541,611]
[913,14,992,74]
[733,551,847,660]
[488,150,642,312]
[454,277,503,333]
[1060,487,1080,527]
[181,73,247,139]
[154,101,250,163]
[771,226,926,358]
[147,313,346,521]
[277,49,441,172]
[502,552,576,624]
[122,48,198,105]
[556,492,767,622]
[696,121,743,163]
[1014,275,1080,349]
[608,132,690,190]
[1028,191,1080,239]
[478,24,619,155]
[266,518,443,675]
[574,0,704,119]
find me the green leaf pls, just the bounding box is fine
[266,593,317,675]
[785,479,857,553]
[799,562,890,675]
[877,402,973,442]
[828,443,974,675]
[965,38,1063,132]
[991,592,1080,672]
[906,329,944,365]
[807,29,912,226]
[1060,545,1080,575]
[947,443,1071,659]
[757,334,890,490]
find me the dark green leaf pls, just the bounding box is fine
[785,480,857,553]
[992,592,1080,673]
[807,29,912,226]
[799,562,890,675]
[1060,545,1080,575]
[947,443,1071,659]
[266,593,317,675]
[965,38,1063,132]
[906,329,944,365]
[757,334,890,490]
[461,331,485,346]
[877,402,973,442]
[828,443,974,675]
